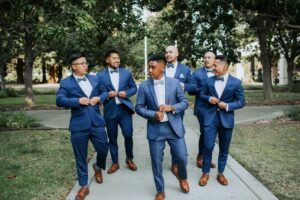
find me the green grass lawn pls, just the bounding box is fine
[0,95,56,106]
[231,122,300,200]
[0,130,94,200]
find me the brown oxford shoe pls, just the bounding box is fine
[197,155,216,168]
[179,179,190,193]
[107,163,120,174]
[75,187,89,200]
[93,163,103,183]
[199,173,209,186]
[126,159,137,171]
[155,192,165,200]
[171,164,178,177]
[196,155,203,168]
[217,173,228,186]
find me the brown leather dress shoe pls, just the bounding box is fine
[197,155,216,168]
[217,174,228,185]
[199,173,209,186]
[107,163,120,174]
[126,159,137,171]
[179,179,189,193]
[75,187,89,200]
[93,163,103,183]
[171,164,178,177]
[155,192,165,200]
[196,155,203,168]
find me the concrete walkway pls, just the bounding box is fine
[26,106,292,200]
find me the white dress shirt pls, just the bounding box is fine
[153,76,168,122]
[73,74,92,97]
[165,61,178,78]
[214,73,229,98]
[108,67,121,104]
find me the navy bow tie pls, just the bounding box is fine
[110,69,119,73]
[76,77,87,82]
[206,68,214,73]
[154,79,164,86]
[167,63,174,68]
[215,76,224,82]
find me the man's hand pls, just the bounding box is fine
[89,97,100,106]
[155,111,164,121]
[108,91,117,98]
[209,97,220,105]
[159,104,174,112]
[218,101,227,110]
[118,91,127,98]
[79,97,90,105]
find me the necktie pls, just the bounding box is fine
[110,69,119,73]
[154,79,164,86]
[167,63,174,68]
[215,76,224,82]
[76,77,87,82]
[206,68,214,73]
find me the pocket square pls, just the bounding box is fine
[179,74,186,78]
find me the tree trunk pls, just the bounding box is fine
[257,15,272,102]
[16,58,24,84]
[287,59,295,89]
[42,58,47,83]
[250,56,255,81]
[57,64,63,83]
[0,62,7,90]
[24,31,34,107]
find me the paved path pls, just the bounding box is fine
[26,106,294,200]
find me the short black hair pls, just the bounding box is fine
[68,52,86,65]
[215,55,230,66]
[148,54,166,63]
[105,50,120,59]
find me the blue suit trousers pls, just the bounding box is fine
[106,104,134,164]
[148,122,188,192]
[202,112,233,174]
[71,126,108,187]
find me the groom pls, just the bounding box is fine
[135,54,189,200]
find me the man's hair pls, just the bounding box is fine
[105,50,120,59]
[148,54,166,63]
[205,50,216,56]
[215,55,230,66]
[68,52,85,65]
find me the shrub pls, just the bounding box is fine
[288,109,300,121]
[0,87,19,98]
[0,112,40,128]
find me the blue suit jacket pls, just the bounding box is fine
[96,67,137,119]
[190,67,210,121]
[135,77,189,140]
[56,74,107,132]
[166,62,193,93]
[199,75,245,129]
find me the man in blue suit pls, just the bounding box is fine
[56,52,108,200]
[96,50,137,174]
[190,51,217,168]
[136,54,189,200]
[198,55,245,186]
[164,45,193,175]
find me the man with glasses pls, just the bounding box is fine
[56,52,108,200]
[97,50,138,174]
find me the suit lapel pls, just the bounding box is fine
[71,75,87,97]
[174,63,181,79]
[104,68,116,91]
[220,75,231,99]
[148,79,159,108]
[209,78,219,98]
[118,68,124,90]
[165,77,171,105]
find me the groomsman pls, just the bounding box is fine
[97,50,138,174]
[56,52,108,200]
[164,45,193,175]
[198,55,245,186]
[190,51,217,168]
[136,54,189,200]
